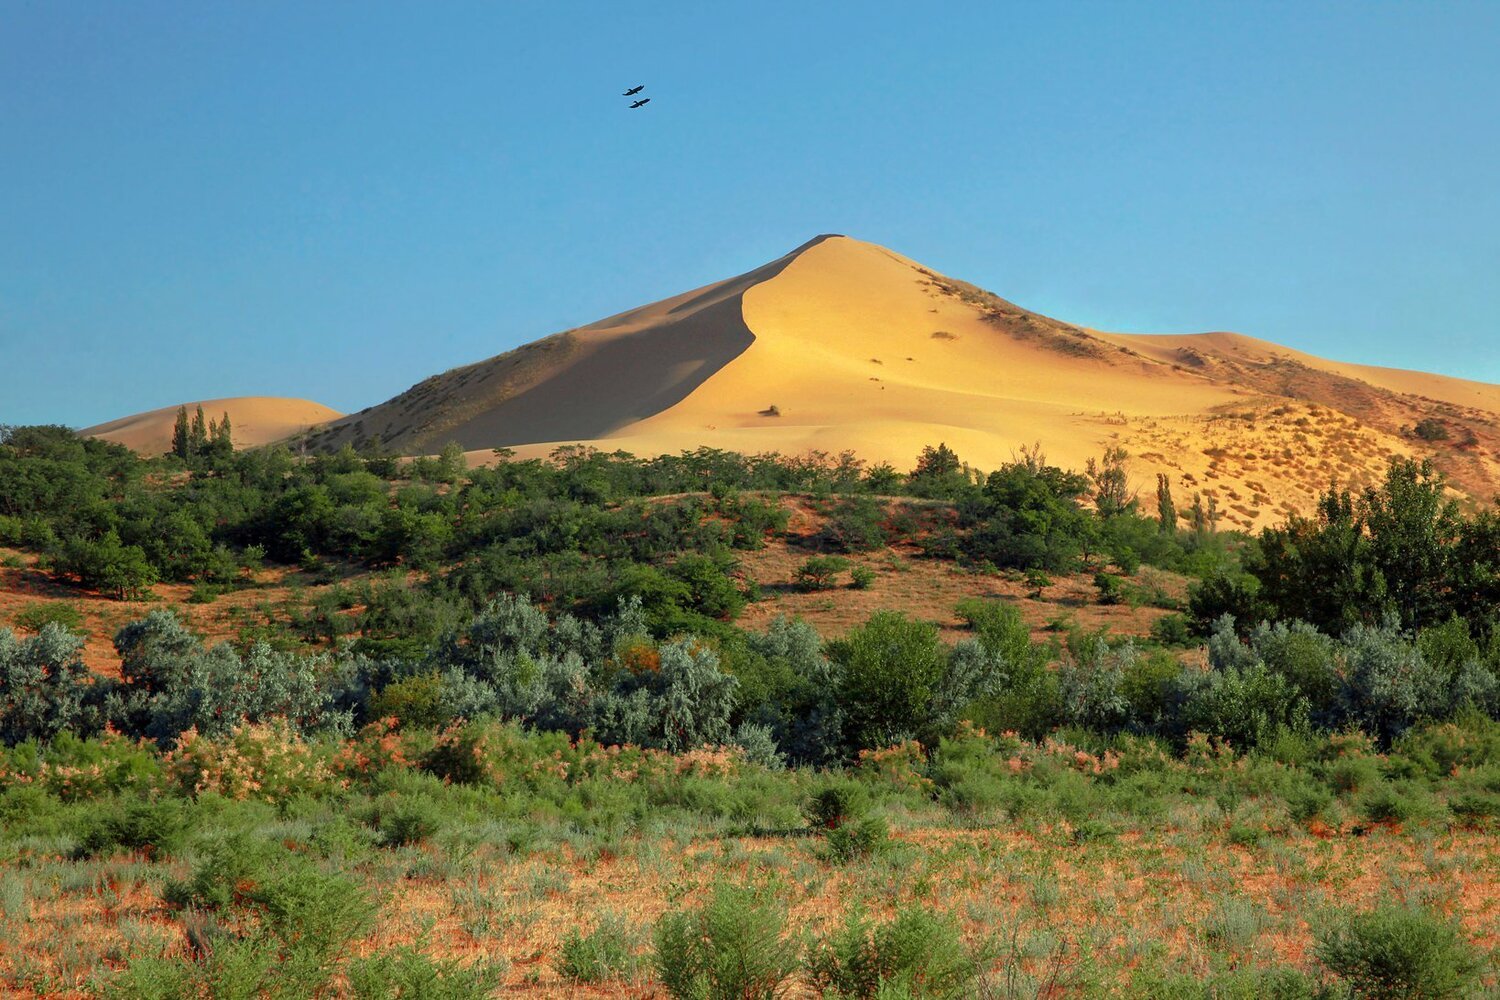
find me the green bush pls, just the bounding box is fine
[829,611,946,751]
[805,784,865,830]
[11,601,85,635]
[806,906,979,999]
[849,564,876,590]
[557,912,641,983]
[821,497,889,552]
[368,672,451,729]
[163,833,281,910]
[1315,905,1481,999]
[796,555,850,591]
[823,814,891,864]
[347,945,505,999]
[75,798,188,859]
[368,794,441,847]
[652,883,798,1000]
[1150,613,1193,648]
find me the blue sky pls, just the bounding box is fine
[3,1,1497,427]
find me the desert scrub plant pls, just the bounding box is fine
[1315,904,1482,999]
[346,945,505,999]
[803,783,890,863]
[795,555,850,591]
[557,911,642,984]
[652,883,798,1000]
[848,564,876,589]
[823,814,891,864]
[366,792,442,847]
[74,798,189,859]
[805,906,980,999]
[10,601,85,635]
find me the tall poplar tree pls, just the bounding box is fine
[171,406,191,459]
[1156,473,1177,535]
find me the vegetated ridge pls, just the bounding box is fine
[82,397,342,456]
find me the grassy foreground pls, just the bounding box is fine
[1,717,1497,998]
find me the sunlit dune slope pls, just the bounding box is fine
[82,397,342,455]
[304,235,1496,531]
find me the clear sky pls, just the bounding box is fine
[4,1,1498,427]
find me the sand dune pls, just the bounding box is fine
[82,397,342,455]
[306,238,834,454]
[197,233,1497,531]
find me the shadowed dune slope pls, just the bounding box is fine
[81,397,342,456]
[305,236,836,454]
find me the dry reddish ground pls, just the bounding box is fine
[0,549,325,676]
[734,496,1188,645]
[2,822,1495,997]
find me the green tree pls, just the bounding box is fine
[829,611,946,751]
[53,530,158,599]
[171,405,192,460]
[1360,459,1461,630]
[1086,445,1134,518]
[190,405,209,455]
[1156,473,1177,535]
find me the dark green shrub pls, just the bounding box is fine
[11,601,85,635]
[163,833,280,910]
[1412,418,1449,442]
[806,906,978,999]
[1094,572,1123,605]
[75,799,188,858]
[368,673,451,729]
[422,723,491,786]
[249,864,376,959]
[805,784,864,830]
[1315,905,1481,999]
[796,555,850,591]
[823,815,891,864]
[557,912,640,983]
[1024,569,1052,597]
[829,611,945,751]
[652,883,798,1000]
[368,795,441,847]
[347,945,505,999]
[849,565,876,590]
[1071,818,1116,844]
[821,497,889,552]
[1150,613,1193,648]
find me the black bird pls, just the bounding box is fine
[630,98,650,108]
[622,85,644,96]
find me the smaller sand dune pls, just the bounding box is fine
[82,397,342,455]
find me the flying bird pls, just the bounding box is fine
[622,85,644,96]
[630,98,651,108]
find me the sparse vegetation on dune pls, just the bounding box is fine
[1,425,1498,996]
